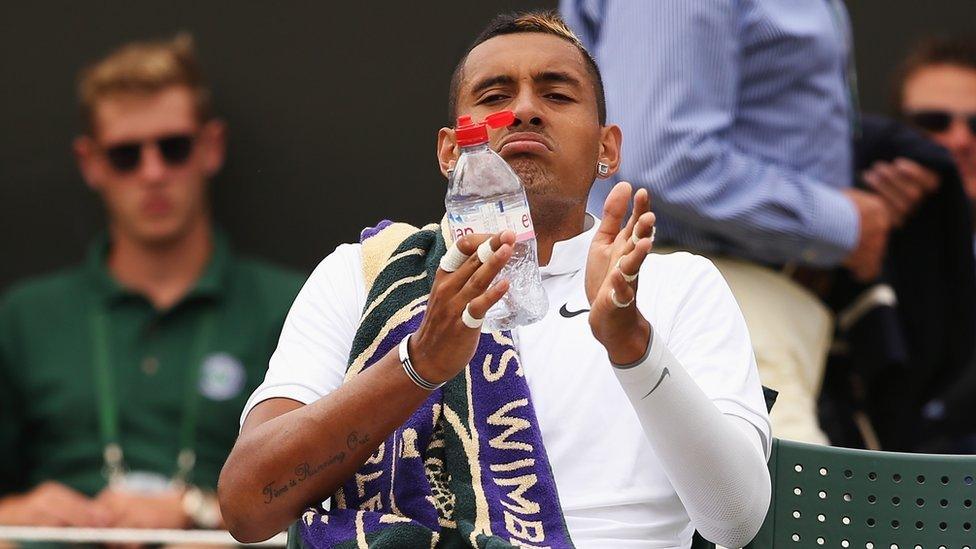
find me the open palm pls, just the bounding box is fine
[585,181,657,364]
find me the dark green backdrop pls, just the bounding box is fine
[2,1,974,289]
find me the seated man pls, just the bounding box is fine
[220,12,771,548]
[0,35,303,529]
[898,36,976,217]
[896,36,976,451]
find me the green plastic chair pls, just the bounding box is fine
[287,521,302,549]
[694,438,976,549]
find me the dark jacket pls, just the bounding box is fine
[822,114,976,451]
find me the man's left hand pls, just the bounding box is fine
[95,488,191,529]
[586,181,656,364]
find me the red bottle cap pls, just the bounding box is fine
[454,111,516,147]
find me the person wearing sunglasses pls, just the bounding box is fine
[897,36,976,216]
[0,35,304,530]
[893,36,976,454]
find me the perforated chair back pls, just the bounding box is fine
[750,438,976,548]
[694,438,976,549]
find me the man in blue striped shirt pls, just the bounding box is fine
[560,1,913,444]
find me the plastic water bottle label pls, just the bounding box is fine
[449,201,535,243]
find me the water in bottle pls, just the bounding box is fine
[445,110,548,331]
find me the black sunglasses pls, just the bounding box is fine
[905,110,976,136]
[103,134,196,173]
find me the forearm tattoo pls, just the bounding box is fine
[262,430,371,504]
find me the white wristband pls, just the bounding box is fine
[398,334,444,391]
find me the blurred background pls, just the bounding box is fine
[2,0,976,543]
[2,0,974,287]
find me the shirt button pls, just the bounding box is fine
[802,249,818,262]
[141,356,160,376]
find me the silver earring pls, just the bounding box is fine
[597,162,610,176]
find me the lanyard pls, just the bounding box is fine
[90,306,216,488]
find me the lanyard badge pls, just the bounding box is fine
[90,308,216,489]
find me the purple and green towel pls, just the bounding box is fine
[295,220,575,548]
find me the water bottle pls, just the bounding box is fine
[445,110,548,331]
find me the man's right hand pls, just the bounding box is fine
[842,188,892,282]
[220,229,518,543]
[0,481,114,527]
[410,230,515,384]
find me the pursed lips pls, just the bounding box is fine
[498,132,554,156]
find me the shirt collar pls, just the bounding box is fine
[539,214,597,278]
[85,229,232,306]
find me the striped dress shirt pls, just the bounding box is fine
[562,0,860,267]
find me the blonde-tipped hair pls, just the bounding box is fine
[77,33,212,133]
[448,10,605,125]
[507,11,584,47]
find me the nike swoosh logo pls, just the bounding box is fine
[559,304,590,318]
[642,367,670,399]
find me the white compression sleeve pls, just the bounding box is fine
[613,329,771,548]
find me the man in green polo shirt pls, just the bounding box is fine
[0,35,304,529]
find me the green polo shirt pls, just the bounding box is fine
[0,231,304,497]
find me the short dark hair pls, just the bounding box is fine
[447,10,607,126]
[892,35,976,112]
